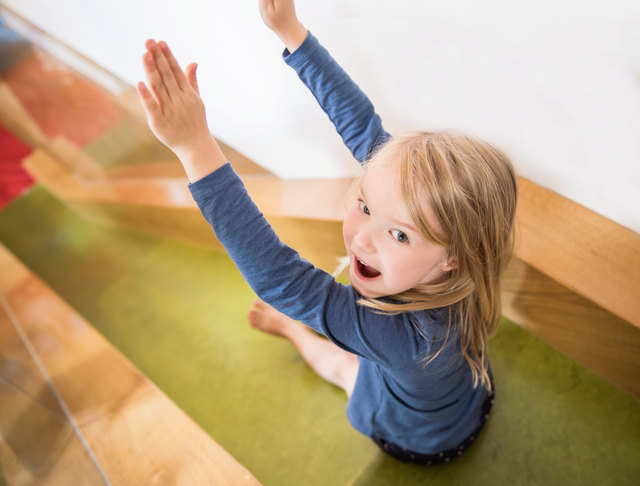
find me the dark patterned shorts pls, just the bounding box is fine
[372,387,495,466]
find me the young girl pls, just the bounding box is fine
[137,0,517,465]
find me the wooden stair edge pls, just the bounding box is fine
[502,257,640,399]
[516,177,640,329]
[20,148,348,219]
[0,243,262,485]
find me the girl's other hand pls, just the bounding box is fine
[259,0,307,53]
[137,40,210,160]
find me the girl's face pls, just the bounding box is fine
[343,160,453,298]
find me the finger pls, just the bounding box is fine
[158,41,187,91]
[147,39,179,100]
[136,81,160,117]
[259,0,274,20]
[259,0,273,11]
[143,46,169,108]
[185,63,199,94]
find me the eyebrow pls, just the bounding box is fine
[361,186,419,234]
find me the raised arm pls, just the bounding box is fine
[137,36,410,365]
[260,0,390,164]
[259,0,307,54]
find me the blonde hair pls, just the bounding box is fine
[356,131,518,391]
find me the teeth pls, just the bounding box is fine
[358,258,368,266]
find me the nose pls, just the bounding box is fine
[353,228,376,255]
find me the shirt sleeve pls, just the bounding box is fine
[188,163,423,367]
[283,32,391,164]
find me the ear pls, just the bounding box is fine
[441,256,457,272]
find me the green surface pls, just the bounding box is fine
[1,186,639,485]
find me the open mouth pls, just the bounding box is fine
[355,257,381,279]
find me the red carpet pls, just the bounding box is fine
[3,54,123,148]
[0,124,33,209]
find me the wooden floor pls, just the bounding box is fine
[0,243,261,485]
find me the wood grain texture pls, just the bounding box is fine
[0,244,262,485]
[0,308,64,421]
[502,258,640,398]
[0,411,105,486]
[516,177,640,329]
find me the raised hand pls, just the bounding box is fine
[137,39,226,182]
[259,0,307,53]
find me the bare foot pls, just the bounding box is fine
[247,300,359,396]
[247,300,298,338]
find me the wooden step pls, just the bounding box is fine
[515,178,640,329]
[501,258,640,398]
[0,244,262,485]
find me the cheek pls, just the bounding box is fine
[342,221,352,251]
[342,209,358,244]
[380,247,438,289]
[381,251,413,282]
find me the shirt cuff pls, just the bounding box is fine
[187,161,233,200]
[282,31,320,69]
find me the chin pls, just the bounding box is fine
[349,278,382,299]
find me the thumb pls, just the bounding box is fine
[185,62,199,93]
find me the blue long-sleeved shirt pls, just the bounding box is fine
[189,32,489,454]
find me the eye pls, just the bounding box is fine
[391,229,409,243]
[359,200,370,215]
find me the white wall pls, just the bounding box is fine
[3,0,640,233]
